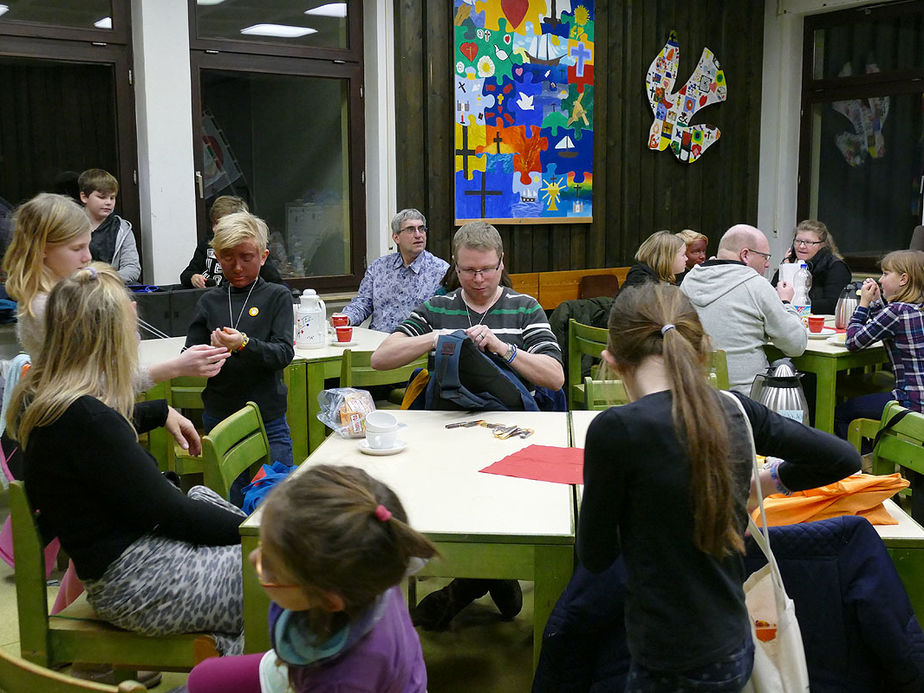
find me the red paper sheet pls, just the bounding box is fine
[479,444,584,484]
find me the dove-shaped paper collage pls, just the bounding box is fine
[453,0,595,223]
[645,31,727,163]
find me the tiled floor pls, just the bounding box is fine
[0,488,536,692]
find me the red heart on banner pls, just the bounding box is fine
[699,94,707,106]
[501,0,528,29]
[461,42,478,62]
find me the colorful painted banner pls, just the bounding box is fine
[453,0,594,224]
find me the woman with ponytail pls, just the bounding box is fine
[577,284,859,691]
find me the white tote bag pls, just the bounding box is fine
[723,392,810,693]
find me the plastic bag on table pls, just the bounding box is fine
[316,387,376,438]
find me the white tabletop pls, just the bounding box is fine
[242,410,574,541]
[570,409,600,449]
[293,327,389,360]
[138,327,389,368]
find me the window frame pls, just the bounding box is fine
[0,1,131,44]
[189,50,366,292]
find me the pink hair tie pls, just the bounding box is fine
[374,504,392,522]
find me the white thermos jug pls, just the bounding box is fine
[295,289,326,349]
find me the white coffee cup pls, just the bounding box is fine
[366,428,399,450]
[365,411,399,432]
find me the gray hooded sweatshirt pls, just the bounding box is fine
[680,261,807,393]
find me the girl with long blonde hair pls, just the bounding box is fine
[8,265,248,653]
[623,230,687,287]
[577,284,858,690]
[837,249,924,520]
[2,192,230,390]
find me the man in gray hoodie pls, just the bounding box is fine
[680,224,806,393]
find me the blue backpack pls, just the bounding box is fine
[424,330,539,411]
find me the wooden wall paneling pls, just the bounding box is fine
[393,0,428,245]
[394,0,765,275]
[424,1,452,263]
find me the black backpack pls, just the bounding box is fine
[425,331,539,411]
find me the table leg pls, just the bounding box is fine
[285,362,308,462]
[531,544,574,668]
[241,535,271,653]
[306,362,326,454]
[813,363,838,433]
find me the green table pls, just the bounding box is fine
[766,338,888,433]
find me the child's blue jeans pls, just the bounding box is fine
[203,412,294,507]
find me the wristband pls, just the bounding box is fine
[768,460,792,496]
[235,332,249,352]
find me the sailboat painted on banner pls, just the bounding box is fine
[555,135,577,158]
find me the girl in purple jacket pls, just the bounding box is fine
[187,465,437,693]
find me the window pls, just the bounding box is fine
[189,0,364,291]
[0,1,137,263]
[799,1,924,269]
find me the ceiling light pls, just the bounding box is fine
[0,5,10,17]
[306,3,347,18]
[94,16,112,29]
[197,0,227,5]
[240,24,317,38]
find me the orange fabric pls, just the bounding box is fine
[751,473,909,527]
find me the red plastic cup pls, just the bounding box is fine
[331,313,349,327]
[335,326,353,343]
[807,315,825,333]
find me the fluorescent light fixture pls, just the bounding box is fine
[94,16,112,29]
[0,5,10,17]
[240,24,317,38]
[197,0,227,5]
[306,2,347,18]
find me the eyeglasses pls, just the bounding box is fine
[254,543,300,589]
[794,238,823,247]
[456,259,502,279]
[746,248,772,261]
[400,224,427,234]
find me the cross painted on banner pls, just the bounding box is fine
[571,42,591,78]
[492,131,503,154]
[464,170,502,218]
[455,126,479,179]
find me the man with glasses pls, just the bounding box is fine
[341,209,448,333]
[371,221,564,631]
[681,224,807,393]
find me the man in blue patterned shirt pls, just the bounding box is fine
[341,209,449,333]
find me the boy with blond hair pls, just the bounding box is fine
[185,212,295,503]
[77,168,140,282]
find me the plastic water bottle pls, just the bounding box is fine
[792,261,812,320]
[295,289,327,349]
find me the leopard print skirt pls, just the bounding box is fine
[83,485,246,655]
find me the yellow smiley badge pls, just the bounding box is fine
[249,307,259,317]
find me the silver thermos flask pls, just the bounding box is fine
[749,359,810,425]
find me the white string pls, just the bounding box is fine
[228,280,257,331]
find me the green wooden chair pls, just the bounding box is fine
[8,482,219,675]
[848,401,924,508]
[709,350,730,390]
[583,376,630,410]
[339,350,425,408]
[0,649,146,693]
[200,401,271,500]
[567,319,609,409]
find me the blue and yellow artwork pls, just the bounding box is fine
[454,0,594,224]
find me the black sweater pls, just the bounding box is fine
[622,262,660,288]
[185,278,295,420]
[23,397,244,580]
[578,390,859,671]
[771,248,852,314]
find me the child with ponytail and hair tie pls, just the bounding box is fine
[577,284,858,690]
[187,464,437,693]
